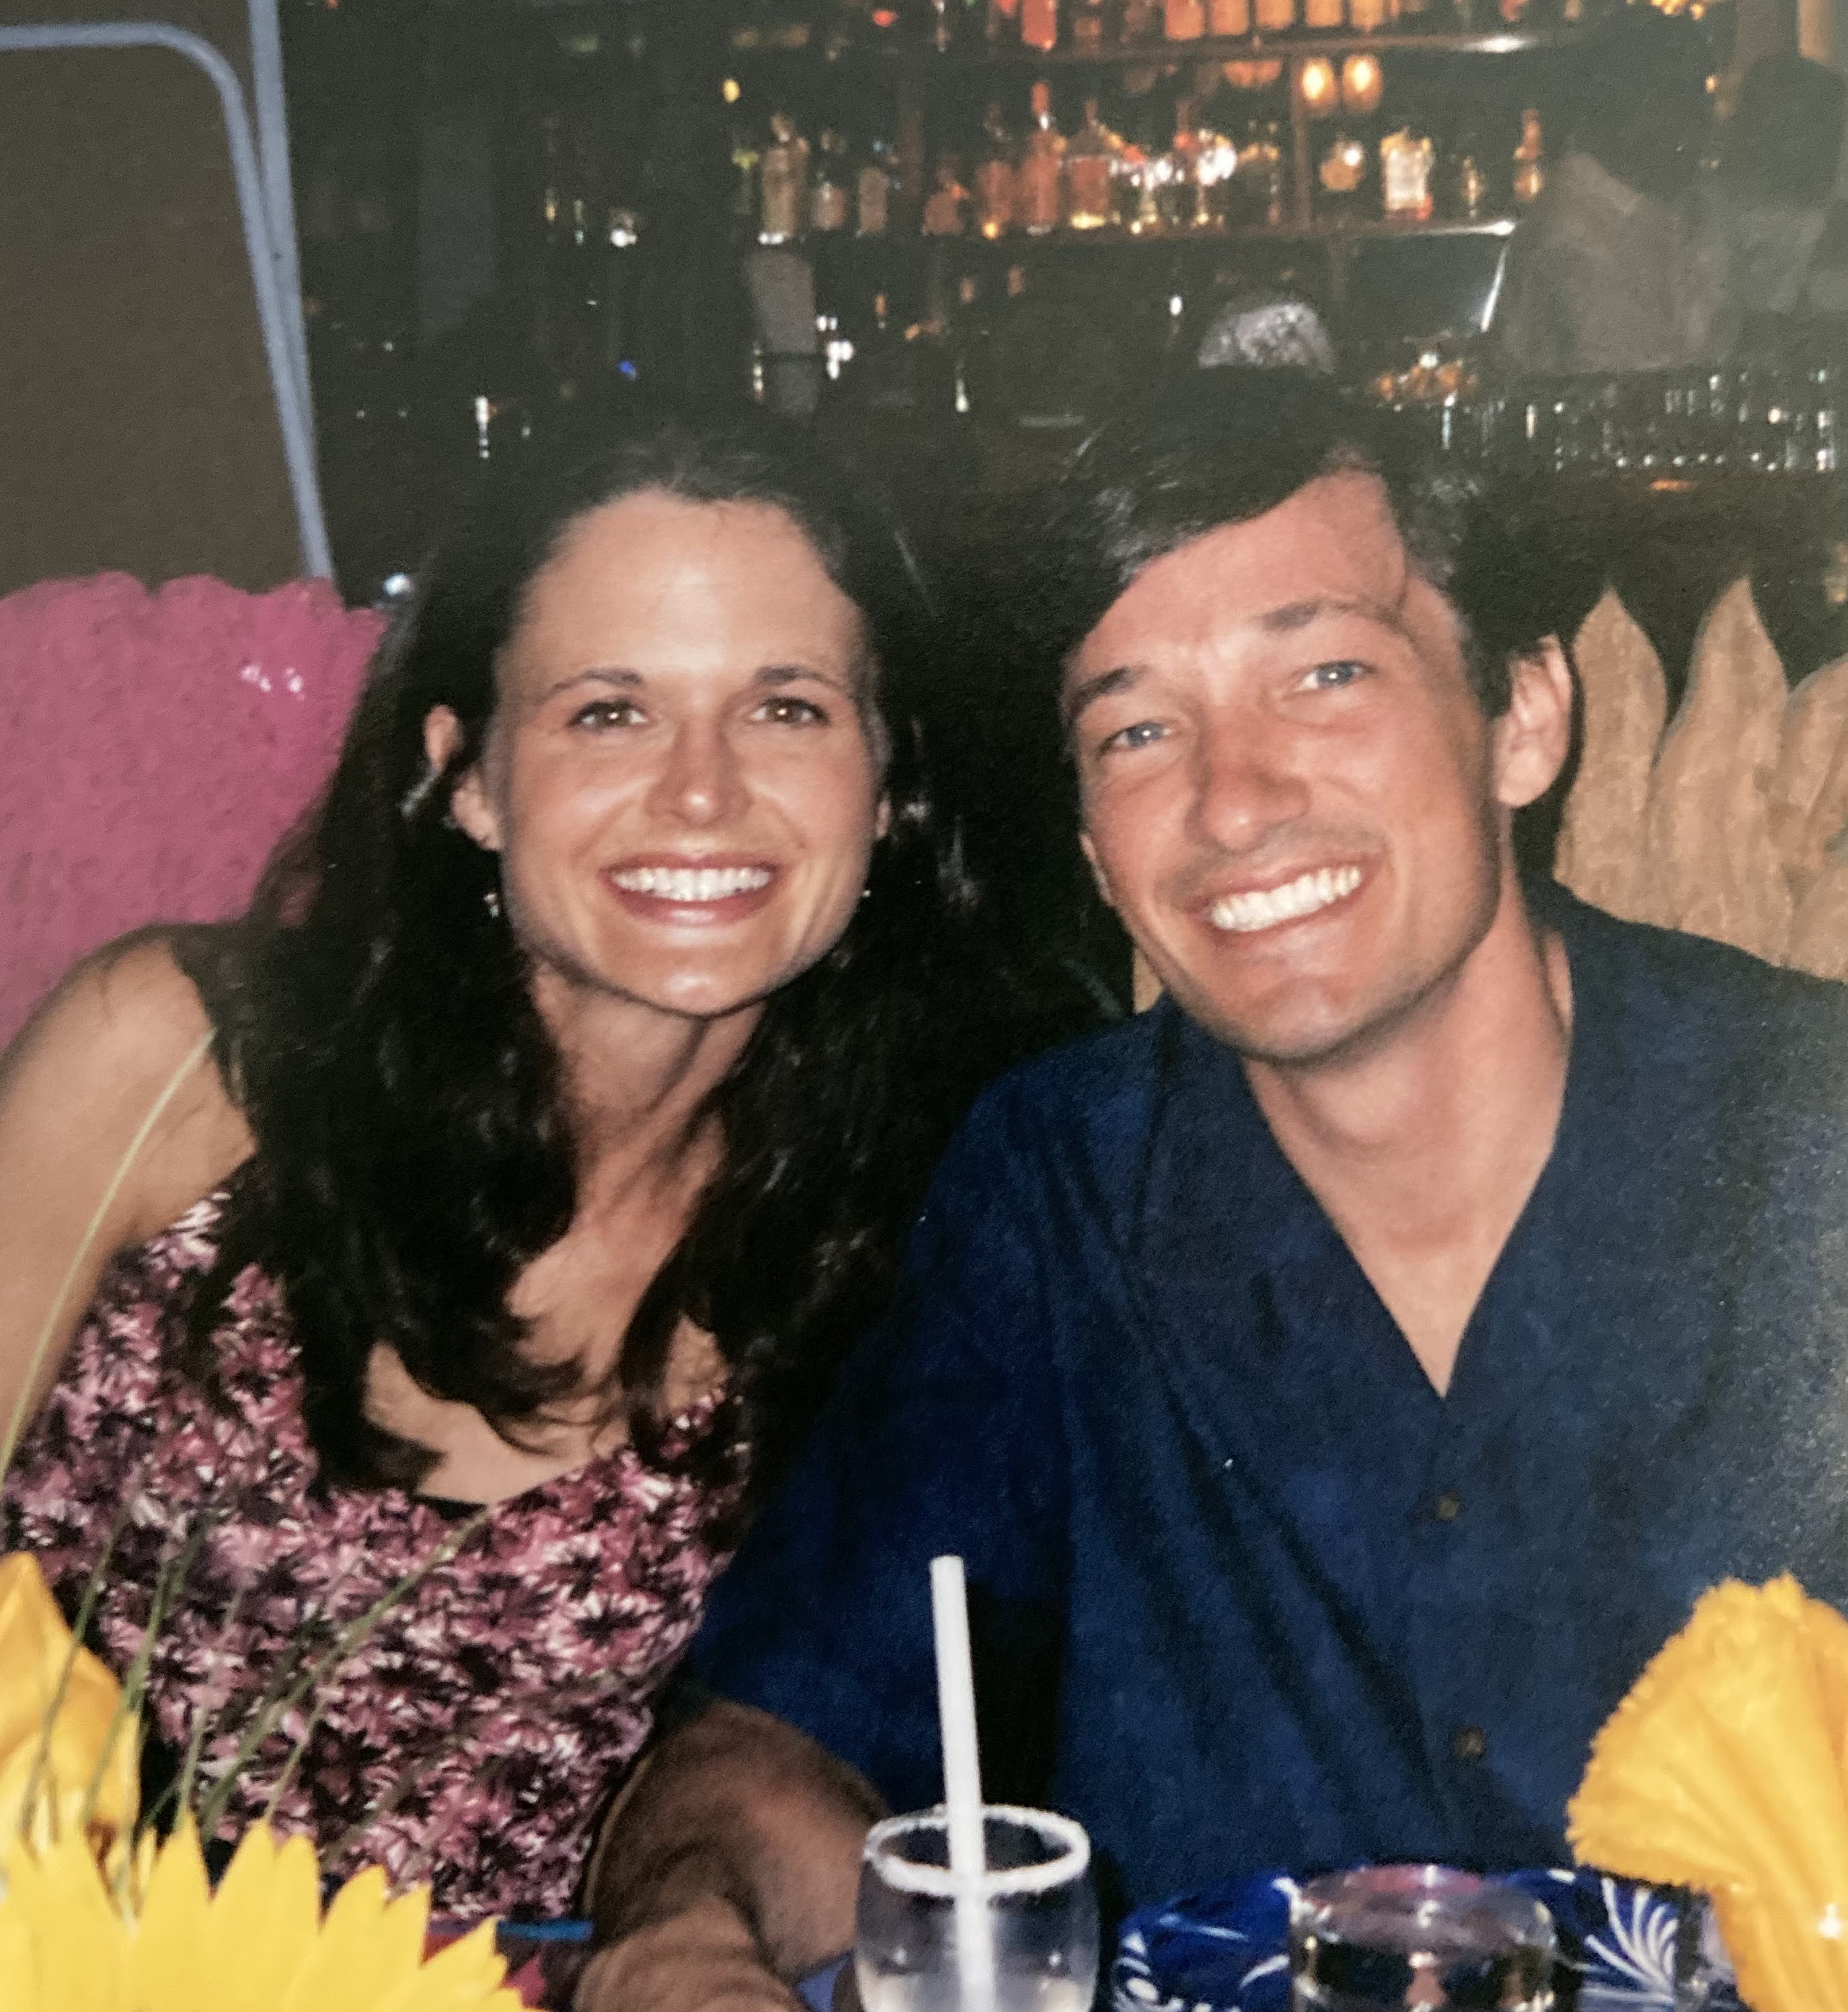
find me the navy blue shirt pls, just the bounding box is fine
[693,887,1848,1914]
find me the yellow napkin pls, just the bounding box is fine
[1568,1575,1848,2012]
[0,1553,138,1869]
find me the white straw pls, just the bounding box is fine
[931,1555,995,2012]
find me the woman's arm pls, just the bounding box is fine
[0,937,252,1449]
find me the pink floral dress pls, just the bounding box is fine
[2,1184,742,1920]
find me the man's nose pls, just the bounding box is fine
[1190,718,1311,849]
[647,718,746,826]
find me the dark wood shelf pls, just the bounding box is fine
[794,213,1516,250]
[726,23,1601,65]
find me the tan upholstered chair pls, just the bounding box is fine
[1557,582,1848,978]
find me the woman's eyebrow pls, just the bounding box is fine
[539,666,642,702]
[753,662,857,693]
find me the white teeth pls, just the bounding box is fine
[612,865,774,902]
[1209,864,1362,935]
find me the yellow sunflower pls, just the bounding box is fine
[0,1816,523,2012]
[0,1552,137,1871]
[0,1553,522,2012]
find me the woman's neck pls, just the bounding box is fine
[532,968,764,1206]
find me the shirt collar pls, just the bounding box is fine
[1130,881,1645,1344]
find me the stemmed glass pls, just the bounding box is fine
[1289,1864,1557,2012]
[855,1804,1098,2012]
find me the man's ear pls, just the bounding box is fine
[1491,638,1574,812]
[1079,829,1118,913]
[423,706,502,853]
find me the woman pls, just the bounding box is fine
[0,410,1040,1918]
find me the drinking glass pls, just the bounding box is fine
[1289,1864,1557,2012]
[855,1804,1097,2012]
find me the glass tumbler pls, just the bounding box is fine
[855,1804,1097,2012]
[1290,1864,1557,2012]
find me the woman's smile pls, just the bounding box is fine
[605,855,781,925]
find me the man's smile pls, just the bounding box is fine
[1207,864,1364,935]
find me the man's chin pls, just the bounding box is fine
[1166,973,1397,1072]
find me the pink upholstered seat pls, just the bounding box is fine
[0,572,379,1049]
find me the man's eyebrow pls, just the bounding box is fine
[1063,662,1140,727]
[1258,596,1401,634]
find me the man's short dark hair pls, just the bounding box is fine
[1030,369,1558,722]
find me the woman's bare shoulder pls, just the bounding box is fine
[1,932,254,1242]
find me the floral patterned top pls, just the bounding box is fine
[2,1182,742,1920]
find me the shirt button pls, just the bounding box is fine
[1451,1724,1488,1763]
[1433,1491,1463,1523]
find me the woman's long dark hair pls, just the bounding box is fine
[175,407,1058,1497]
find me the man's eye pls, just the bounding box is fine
[1303,660,1367,693]
[571,697,644,729]
[1098,720,1167,754]
[758,695,829,726]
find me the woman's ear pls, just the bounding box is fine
[875,794,892,842]
[423,706,502,853]
[1491,639,1574,812]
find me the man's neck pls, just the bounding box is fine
[1242,873,1574,1395]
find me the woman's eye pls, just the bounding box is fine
[1302,660,1368,693]
[757,694,829,726]
[1098,719,1167,754]
[571,697,644,730]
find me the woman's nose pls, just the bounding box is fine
[648,720,746,826]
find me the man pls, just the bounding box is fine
[1496,13,1723,375]
[578,373,1848,2012]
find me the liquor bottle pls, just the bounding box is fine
[1317,126,1370,215]
[1073,0,1110,45]
[951,267,994,416]
[1208,0,1250,31]
[1396,0,1436,28]
[845,284,911,408]
[857,133,896,233]
[1444,121,1489,219]
[1348,0,1389,32]
[728,123,762,225]
[1165,0,1207,36]
[1018,81,1066,233]
[1157,99,1198,231]
[1253,0,1295,36]
[1119,0,1162,36]
[1496,0,1531,24]
[1022,0,1061,46]
[1120,110,1165,230]
[1379,122,1435,219]
[950,270,983,414]
[1302,0,1345,33]
[758,110,810,243]
[1065,96,1119,227]
[1249,118,1287,226]
[810,128,851,232]
[1511,107,1545,205]
[987,0,1022,37]
[922,153,971,232]
[973,100,1019,238]
[1193,111,1238,227]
